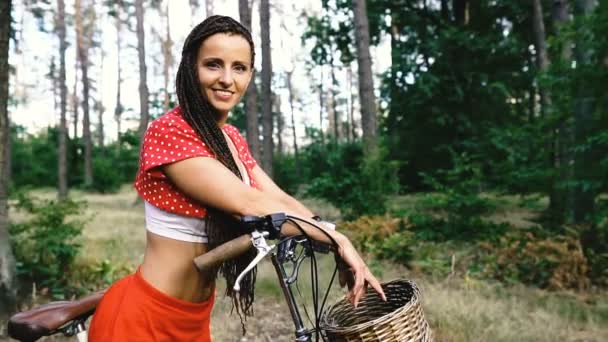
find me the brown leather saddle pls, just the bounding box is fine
[7,291,105,342]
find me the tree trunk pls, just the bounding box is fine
[347,65,356,141]
[286,71,300,177]
[114,1,123,146]
[572,0,597,224]
[76,0,93,187]
[162,1,173,113]
[532,0,552,116]
[239,0,261,161]
[274,94,283,155]
[453,0,469,25]
[72,66,79,139]
[57,0,69,199]
[329,55,339,140]
[260,0,273,176]
[318,66,324,142]
[550,0,572,222]
[441,0,450,21]
[0,0,16,318]
[353,0,378,154]
[205,0,213,17]
[135,0,149,144]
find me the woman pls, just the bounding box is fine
[88,15,385,341]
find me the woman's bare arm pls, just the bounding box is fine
[162,157,385,305]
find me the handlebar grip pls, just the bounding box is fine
[193,234,253,272]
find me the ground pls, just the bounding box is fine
[1,186,607,341]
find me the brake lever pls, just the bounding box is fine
[234,230,276,291]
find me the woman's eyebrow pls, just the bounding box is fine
[200,57,223,63]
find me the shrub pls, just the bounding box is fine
[306,142,400,220]
[474,231,590,290]
[9,193,88,298]
[341,215,414,265]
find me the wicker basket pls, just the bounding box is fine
[320,279,432,342]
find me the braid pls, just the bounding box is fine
[175,16,258,324]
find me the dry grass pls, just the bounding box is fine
[2,187,607,341]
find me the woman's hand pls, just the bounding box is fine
[334,234,386,307]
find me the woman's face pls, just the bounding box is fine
[196,33,253,121]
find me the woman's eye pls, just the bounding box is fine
[205,62,220,69]
[234,65,247,73]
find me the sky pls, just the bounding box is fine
[9,0,391,146]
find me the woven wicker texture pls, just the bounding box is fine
[320,279,432,342]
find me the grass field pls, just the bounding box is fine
[2,186,607,341]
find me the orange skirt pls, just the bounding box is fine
[88,268,214,341]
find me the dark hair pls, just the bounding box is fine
[175,15,256,322]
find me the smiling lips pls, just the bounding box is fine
[212,89,234,101]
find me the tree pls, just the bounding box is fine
[135,0,149,143]
[352,0,378,154]
[286,71,300,177]
[75,0,93,187]
[205,0,214,17]
[57,0,69,199]
[0,0,16,318]
[239,0,261,161]
[572,0,598,224]
[260,0,273,176]
[113,0,124,145]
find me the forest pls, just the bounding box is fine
[0,0,607,341]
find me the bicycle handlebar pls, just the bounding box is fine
[193,234,254,272]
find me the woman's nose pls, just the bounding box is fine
[219,69,234,86]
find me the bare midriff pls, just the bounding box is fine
[140,231,214,303]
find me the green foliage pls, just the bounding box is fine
[341,215,414,265]
[9,125,140,193]
[473,231,590,291]
[9,194,88,298]
[408,151,506,242]
[305,141,400,220]
[273,153,302,195]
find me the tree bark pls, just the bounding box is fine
[162,1,173,113]
[76,0,93,187]
[548,0,573,222]
[572,0,597,224]
[0,0,16,318]
[274,94,283,155]
[135,0,149,144]
[453,0,469,25]
[329,54,339,140]
[72,67,79,139]
[353,0,378,154]
[347,65,356,141]
[57,0,69,199]
[532,0,552,116]
[286,71,300,177]
[441,0,450,21]
[239,0,261,161]
[205,0,214,17]
[114,1,123,146]
[260,0,274,176]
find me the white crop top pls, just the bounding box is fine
[145,132,252,243]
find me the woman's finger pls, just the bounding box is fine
[365,269,387,301]
[352,267,367,307]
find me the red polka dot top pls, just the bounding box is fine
[134,107,258,218]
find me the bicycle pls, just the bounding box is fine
[8,213,426,341]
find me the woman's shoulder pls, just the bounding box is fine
[146,107,198,138]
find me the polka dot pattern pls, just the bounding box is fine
[134,107,259,218]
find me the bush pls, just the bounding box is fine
[409,151,507,242]
[474,231,590,290]
[341,215,414,265]
[306,142,400,220]
[9,193,88,298]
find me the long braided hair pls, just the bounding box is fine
[175,16,257,320]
